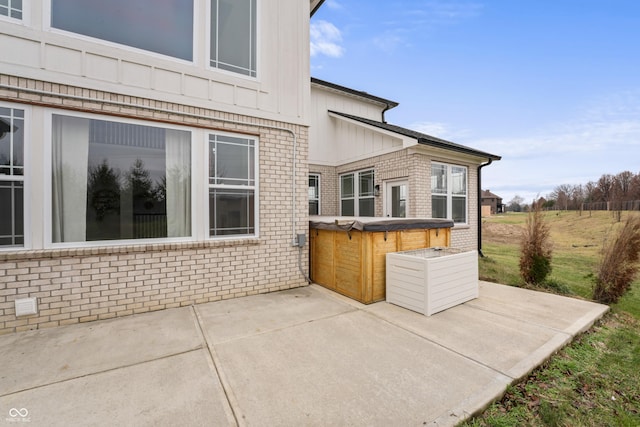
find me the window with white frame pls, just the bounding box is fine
[431,162,467,223]
[210,0,257,77]
[309,174,320,215]
[51,0,194,61]
[51,114,192,244]
[208,133,257,236]
[340,169,375,217]
[0,0,22,19]
[0,106,25,247]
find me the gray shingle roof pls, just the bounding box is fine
[311,78,399,109]
[329,111,501,161]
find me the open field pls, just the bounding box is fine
[466,210,640,426]
[480,210,640,318]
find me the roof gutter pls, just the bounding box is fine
[381,102,393,124]
[477,158,493,257]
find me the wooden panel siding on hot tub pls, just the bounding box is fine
[309,217,454,304]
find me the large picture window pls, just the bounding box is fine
[51,114,191,244]
[0,106,25,247]
[208,134,256,236]
[210,0,257,77]
[309,174,320,215]
[431,162,467,223]
[340,169,375,217]
[51,0,194,61]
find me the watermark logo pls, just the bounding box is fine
[6,408,30,423]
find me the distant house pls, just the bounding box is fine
[481,190,504,215]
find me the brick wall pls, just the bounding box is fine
[310,149,480,251]
[0,75,310,334]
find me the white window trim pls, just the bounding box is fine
[43,109,197,249]
[309,173,320,215]
[339,168,375,217]
[206,131,259,240]
[431,162,468,225]
[43,0,197,65]
[0,102,30,251]
[206,0,260,80]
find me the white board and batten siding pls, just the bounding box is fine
[386,249,479,316]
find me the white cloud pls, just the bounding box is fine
[471,89,640,202]
[310,20,345,58]
[408,121,471,140]
[325,0,344,10]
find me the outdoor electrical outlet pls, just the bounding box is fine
[296,234,306,247]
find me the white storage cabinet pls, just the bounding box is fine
[386,248,478,316]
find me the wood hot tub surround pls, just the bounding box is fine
[309,217,454,304]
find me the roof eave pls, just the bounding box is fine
[417,137,501,161]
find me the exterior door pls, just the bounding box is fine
[385,180,408,217]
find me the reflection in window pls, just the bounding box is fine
[0,106,24,247]
[209,134,256,236]
[309,174,320,215]
[340,169,375,217]
[52,114,191,243]
[431,162,467,223]
[51,0,194,60]
[0,0,22,19]
[210,0,257,76]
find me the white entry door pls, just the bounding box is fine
[384,180,408,217]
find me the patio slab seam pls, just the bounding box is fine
[190,306,240,427]
[0,346,205,399]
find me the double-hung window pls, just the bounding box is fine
[309,174,320,215]
[208,134,257,237]
[51,114,192,244]
[210,0,257,77]
[0,0,22,20]
[0,106,25,247]
[431,162,467,224]
[340,169,375,217]
[51,0,194,61]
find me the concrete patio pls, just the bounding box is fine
[0,282,608,426]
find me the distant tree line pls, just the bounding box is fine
[507,170,640,213]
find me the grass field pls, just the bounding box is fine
[465,210,640,426]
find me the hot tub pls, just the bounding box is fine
[386,248,478,316]
[309,216,453,304]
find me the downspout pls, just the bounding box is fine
[477,158,493,257]
[381,102,393,124]
[0,83,308,279]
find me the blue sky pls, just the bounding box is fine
[310,0,640,204]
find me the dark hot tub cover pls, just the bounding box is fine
[309,216,454,232]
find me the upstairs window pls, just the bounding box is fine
[0,0,22,20]
[431,162,467,224]
[340,169,375,217]
[0,106,25,247]
[51,0,194,61]
[210,0,257,77]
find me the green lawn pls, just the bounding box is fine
[467,211,640,426]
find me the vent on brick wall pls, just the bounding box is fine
[15,298,38,317]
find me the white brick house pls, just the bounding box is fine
[0,0,314,334]
[0,0,499,334]
[308,78,500,251]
